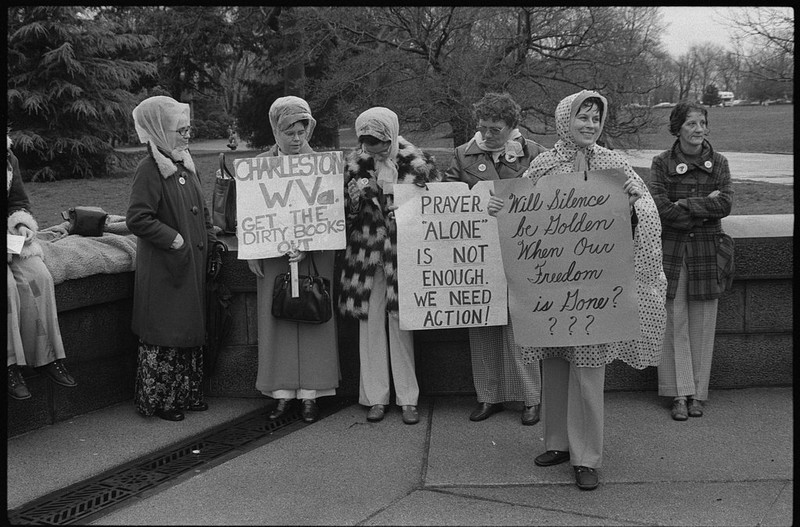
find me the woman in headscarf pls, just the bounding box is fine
[650,101,734,421]
[445,92,546,427]
[248,96,340,424]
[490,90,666,490]
[126,95,218,422]
[8,134,78,400]
[340,107,440,425]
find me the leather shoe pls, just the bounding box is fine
[521,405,540,426]
[41,359,77,388]
[401,405,419,425]
[301,399,319,423]
[534,450,570,467]
[366,404,385,422]
[188,401,209,412]
[8,365,32,400]
[269,399,291,420]
[688,398,703,417]
[155,409,185,421]
[574,466,599,490]
[469,402,503,422]
[671,398,688,421]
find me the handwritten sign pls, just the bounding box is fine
[395,182,508,330]
[234,152,346,259]
[493,169,640,347]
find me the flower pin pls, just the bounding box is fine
[478,163,487,172]
[676,163,688,174]
[704,160,713,169]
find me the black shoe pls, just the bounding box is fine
[301,399,319,423]
[155,409,185,421]
[8,365,31,400]
[469,402,503,422]
[269,399,291,420]
[534,450,571,467]
[521,405,540,426]
[188,401,209,412]
[41,359,77,388]
[574,466,599,490]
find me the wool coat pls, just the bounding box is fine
[339,136,441,318]
[7,151,44,260]
[649,139,734,300]
[445,136,547,188]
[126,145,217,347]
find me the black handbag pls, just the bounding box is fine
[271,253,333,324]
[212,153,237,234]
[60,206,108,237]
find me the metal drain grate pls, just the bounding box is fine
[7,398,353,525]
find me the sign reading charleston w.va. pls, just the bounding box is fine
[234,152,346,259]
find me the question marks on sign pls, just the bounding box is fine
[584,314,595,334]
[548,317,557,335]
[568,316,577,335]
[611,286,623,308]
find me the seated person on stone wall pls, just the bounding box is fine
[7,134,78,400]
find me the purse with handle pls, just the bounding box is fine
[271,253,332,324]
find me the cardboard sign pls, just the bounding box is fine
[493,169,640,347]
[395,181,508,330]
[234,152,346,259]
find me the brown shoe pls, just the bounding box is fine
[671,398,688,421]
[688,398,704,417]
[521,405,540,426]
[41,360,77,388]
[8,365,31,400]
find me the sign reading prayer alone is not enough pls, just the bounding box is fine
[493,169,641,348]
[234,152,346,259]
[394,181,507,331]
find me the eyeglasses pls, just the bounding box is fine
[477,125,506,136]
[175,126,192,137]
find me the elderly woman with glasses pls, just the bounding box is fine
[126,95,218,422]
[444,92,547,426]
[339,107,441,425]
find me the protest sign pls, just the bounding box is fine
[493,169,640,347]
[234,152,346,259]
[395,181,507,330]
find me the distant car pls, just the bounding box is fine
[652,102,676,108]
[731,99,749,106]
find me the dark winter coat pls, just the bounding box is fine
[339,136,441,318]
[444,136,547,188]
[649,139,734,300]
[126,146,217,346]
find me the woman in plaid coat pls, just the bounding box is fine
[649,100,734,421]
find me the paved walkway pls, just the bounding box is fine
[7,388,792,525]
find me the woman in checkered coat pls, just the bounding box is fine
[649,100,735,421]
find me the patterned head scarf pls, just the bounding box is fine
[268,96,317,145]
[355,107,400,188]
[132,96,195,176]
[528,90,607,179]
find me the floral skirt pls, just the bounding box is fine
[134,339,204,416]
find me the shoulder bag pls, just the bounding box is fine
[271,253,333,324]
[212,153,237,234]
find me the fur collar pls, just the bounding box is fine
[346,135,438,187]
[147,140,196,178]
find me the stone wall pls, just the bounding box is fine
[7,215,793,438]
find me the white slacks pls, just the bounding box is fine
[358,266,419,407]
[542,357,605,468]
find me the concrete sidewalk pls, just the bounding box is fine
[7,388,792,525]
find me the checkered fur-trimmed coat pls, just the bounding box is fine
[649,139,734,300]
[339,136,441,318]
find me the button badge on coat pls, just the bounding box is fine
[676,163,688,174]
[178,176,186,185]
[478,163,487,172]
[704,160,713,169]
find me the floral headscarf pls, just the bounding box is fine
[269,96,317,146]
[355,107,400,189]
[522,90,667,370]
[132,96,195,176]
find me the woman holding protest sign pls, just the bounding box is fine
[247,96,340,424]
[490,90,666,490]
[650,101,734,422]
[126,96,219,421]
[444,92,546,426]
[339,107,440,425]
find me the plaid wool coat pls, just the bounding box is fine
[649,139,734,300]
[338,136,441,318]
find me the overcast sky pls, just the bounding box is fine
[659,6,741,57]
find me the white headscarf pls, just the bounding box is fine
[132,96,195,177]
[355,107,400,189]
[269,96,317,148]
[472,128,525,163]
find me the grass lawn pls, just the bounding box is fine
[23,104,793,228]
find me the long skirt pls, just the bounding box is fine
[134,340,204,416]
